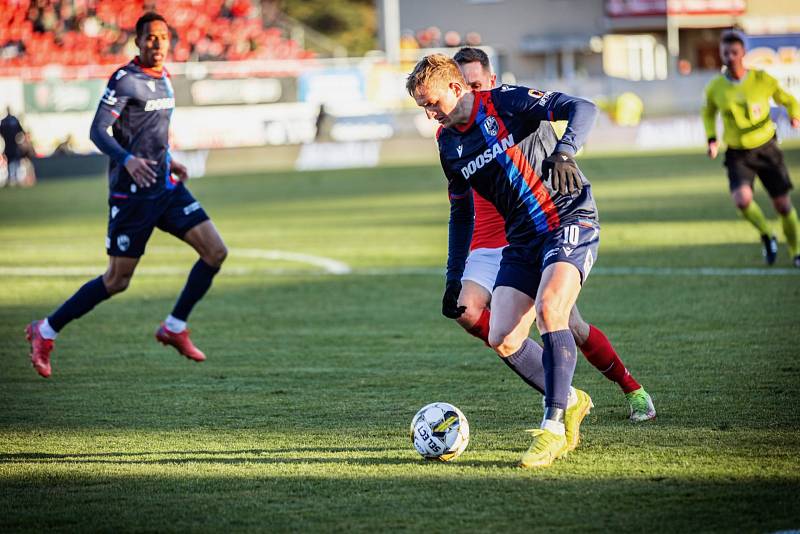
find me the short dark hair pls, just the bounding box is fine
[720,29,745,48]
[136,12,168,40]
[453,47,490,71]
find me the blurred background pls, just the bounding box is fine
[0,0,798,185]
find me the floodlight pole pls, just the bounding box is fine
[378,0,401,64]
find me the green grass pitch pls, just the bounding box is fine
[1,149,799,532]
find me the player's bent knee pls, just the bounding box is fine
[488,331,520,357]
[455,306,484,330]
[103,275,132,295]
[535,300,569,332]
[733,190,753,210]
[772,196,792,215]
[205,245,228,268]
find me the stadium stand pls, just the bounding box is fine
[0,0,314,74]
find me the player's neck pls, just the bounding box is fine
[453,93,476,128]
[135,56,164,76]
[726,65,746,80]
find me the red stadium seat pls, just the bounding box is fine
[0,0,315,72]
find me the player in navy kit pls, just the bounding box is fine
[408,54,599,467]
[25,13,227,377]
[449,47,654,424]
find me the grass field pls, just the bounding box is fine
[1,149,799,532]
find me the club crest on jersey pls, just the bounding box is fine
[457,145,463,157]
[483,116,499,137]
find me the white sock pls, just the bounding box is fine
[39,319,58,340]
[541,418,565,435]
[164,315,187,333]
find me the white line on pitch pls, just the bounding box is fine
[0,266,798,277]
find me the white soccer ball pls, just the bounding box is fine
[410,402,470,461]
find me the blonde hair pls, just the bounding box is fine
[406,53,467,97]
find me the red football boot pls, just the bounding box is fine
[26,320,54,378]
[155,323,206,362]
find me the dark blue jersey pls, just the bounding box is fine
[90,57,177,198]
[439,86,599,281]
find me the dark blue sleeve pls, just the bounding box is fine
[442,152,474,282]
[89,70,134,165]
[496,87,598,156]
[545,92,599,156]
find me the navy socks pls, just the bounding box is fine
[171,259,220,321]
[48,276,110,332]
[503,338,546,395]
[541,330,578,411]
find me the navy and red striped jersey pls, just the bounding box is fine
[470,121,559,251]
[89,57,177,198]
[439,85,599,281]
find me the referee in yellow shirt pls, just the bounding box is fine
[702,30,800,268]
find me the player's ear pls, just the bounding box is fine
[490,74,497,87]
[450,82,465,97]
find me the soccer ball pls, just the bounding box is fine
[410,402,470,461]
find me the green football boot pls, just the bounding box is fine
[519,429,568,468]
[625,387,656,422]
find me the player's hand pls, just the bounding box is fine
[707,141,719,159]
[442,279,466,319]
[791,117,800,129]
[542,151,583,195]
[171,160,189,182]
[125,156,158,188]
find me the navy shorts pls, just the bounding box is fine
[495,218,600,299]
[106,183,209,257]
[724,137,794,198]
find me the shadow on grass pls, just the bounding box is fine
[1,467,798,532]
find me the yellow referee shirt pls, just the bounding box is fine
[702,69,800,150]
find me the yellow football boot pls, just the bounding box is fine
[565,388,593,452]
[519,429,568,468]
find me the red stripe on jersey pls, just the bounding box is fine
[435,125,444,140]
[480,93,560,231]
[111,110,120,118]
[471,189,508,250]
